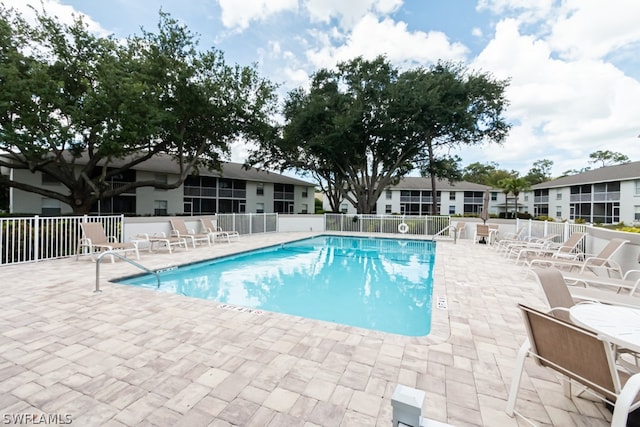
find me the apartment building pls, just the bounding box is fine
[524,161,640,224]
[5,154,315,216]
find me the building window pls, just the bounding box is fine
[256,202,264,213]
[449,192,456,201]
[385,204,392,214]
[301,203,308,213]
[491,192,497,201]
[257,183,264,196]
[635,181,640,196]
[154,200,168,215]
[556,206,562,218]
[41,173,60,185]
[386,190,392,200]
[340,203,348,213]
[41,198,61,216]
[635,206,640,222]
[302,189,308,198]
[524,195,529,202]
[449,205,455,214]
[556,192,562,200]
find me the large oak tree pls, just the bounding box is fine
[0,7,278,214]
[249,56,510,214]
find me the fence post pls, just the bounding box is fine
[34,215,40,262]
[249,213,253,235]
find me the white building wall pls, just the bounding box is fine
[620,180,639,224]
[11,169,73,214]
[245,181,265,213]
[134,170,184,215]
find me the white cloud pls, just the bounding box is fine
[304,0,402,30]
[547,0,640,61]
[218,0,297,31]
[306,13,469,71]
[2,0,109,36]
[470,14,640,176]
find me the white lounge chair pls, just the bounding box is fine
[563,268,640,295]
[526,237,628,275]
[132,232,188,254]
[77,222,140,263]
[200,217,231,243]
[169,219,211,248]
[517,231,586,264]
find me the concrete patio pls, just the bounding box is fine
[0,232,614,426]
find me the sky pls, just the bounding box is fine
[3,0,640,179]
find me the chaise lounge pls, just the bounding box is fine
[77,222,140,263]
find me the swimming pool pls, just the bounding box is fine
[118,235,436,336]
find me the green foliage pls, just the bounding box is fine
[588,150,630,168]
[498,177,530,217]
[535,215,555,222]
[249,56,510,214]
[0,7,278,214]
[461,161,518,186]
[618,227,640,234]
[525,159,553,185]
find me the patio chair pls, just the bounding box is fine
[503,233,560,259]
[77,222,140,263]
[519,231,586,267]
[132,232,188,254]
[215,221,240,241]
[506,303,640,426]
[453,221,467,239]
[563,267,640,296]
[500,225,526,241]
[473,224,491,245]
[199,217,231,243]
[525,237,627,276]
[169,219,212,248]
[532,267,640,373]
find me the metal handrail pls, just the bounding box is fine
[95,251,160,293]
[431,225,457,243]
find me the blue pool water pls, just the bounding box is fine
[118,235,436,336]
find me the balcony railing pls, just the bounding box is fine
[570,192,620,202]
[399,196,438,203]
[274,191,294,200]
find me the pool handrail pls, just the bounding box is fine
[95,250,160,293]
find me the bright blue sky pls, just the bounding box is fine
[6,0,640,178]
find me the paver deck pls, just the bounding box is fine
[0,232,613,426]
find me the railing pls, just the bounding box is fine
[324,214,451,236]
[273,191,295,200]
[516,218,589,253]
[0,214,124,266]
[95,250,160,293]
[215,213,278,235]
[399,196,438,203]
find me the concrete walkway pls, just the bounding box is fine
[0,232,612,426]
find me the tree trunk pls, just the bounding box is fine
[503,192,509,218]
[427,144,438,215]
